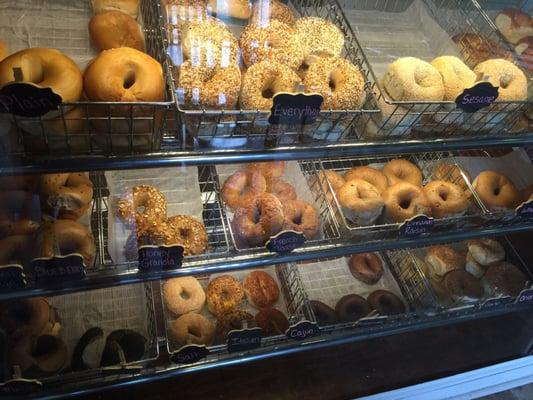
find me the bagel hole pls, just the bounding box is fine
[180,291,190,300]
[261,88,274,99]
[179,228,189,238]
[399,199,411,209]
[253,207,262,223]
[292,214,302,225]
[328,75,336,91]
[123,70,136,89]
[188,326,200,337]
[33,336,58,357]
[493,187,501,196]
[137,205,146,214]
[438,190,448,201]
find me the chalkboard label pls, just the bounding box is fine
[516,200,533,219]
[399,215,434,238]
[31,254,86,284]
[171,344,210,365]
[455,82,498,113]
[138,245,184,272]
[0,82,62,117]
[481,296,513,309]
[285,320,320,341]
[265,230,306,253]
[0,378,42,395]
[515,288,533,304]
[268,92,323,125]
[227,327,262,353]
[0,264,26,291]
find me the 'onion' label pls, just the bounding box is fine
[455,82,499,113]
[31,254,86,284]
[399,215,434,238]
[516,199,533,219]
[266,230,306,253]
[285,320,320,341]
[138,244,184,272]
[0,264,26,291]
[0,82,62,117]
[268,92,323,125]
[227,327,262,353]
[171,344,210,365]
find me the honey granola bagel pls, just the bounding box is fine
[117,185,167,228]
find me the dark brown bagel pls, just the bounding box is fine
[310,300,337,326]
[348,253,384,285]
[335,294,371,323]
[367,290,406,315]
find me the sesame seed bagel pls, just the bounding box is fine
[250,0,295,26]
[473,58,527,101]
[178,61,241,109]
[182,18,239,67]
[295,17,345,60]
[240,61,301,110]
[303,56,365,110]
[239,19,304,68]
[383,57,444,101]
[431,56,476,101]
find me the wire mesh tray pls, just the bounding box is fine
[300,152,488,241]
[339,0,531,140]
[393,236,533,310]
[3,283,158,390]
[161,264,312,365]
[0,0,177,157]
[163,0,380,146]
[215,161,341,253]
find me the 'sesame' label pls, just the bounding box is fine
[455,82,499,113]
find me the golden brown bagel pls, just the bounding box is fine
[91,0,139,18]
[89,10,145,52]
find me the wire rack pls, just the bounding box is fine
[166,0,380,147]
[338,0,531,140]
[0,0,177,157]
[300,152,488,241]
[91,165,229,272]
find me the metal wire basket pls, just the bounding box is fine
[339,0,531,140]
[0,0,177,156]
[164,0,380,147]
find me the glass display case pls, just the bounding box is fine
[0,0,531,398]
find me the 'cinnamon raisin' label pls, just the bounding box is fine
[399,215,434,238]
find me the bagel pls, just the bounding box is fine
[318,170,345,194]
[182,18,239,66]
[222,171,267,210]
[335,294,371,322]
[255,307,289,336]
[239,20,305,68]
[40,173,93,220]
[431,56,476,101]
[282,199,320,239]
[170,312,214,346]
[383,159,423,187]
[268,179,297,202]
[91,0,140,18]
[383,57,444,101]
[425,245,465,278]
[215,309,255,343]
[349,253,383,285]
[207,0,251,19]
[233,193,284,246]
[11,334,68,373]
[483,261,528,297]
[117,185,167,228]
[178,61,241,109]
[423,180,469,218]
[0,48,83,102]
[89,10,145,52]
[310,300,337,326]
[444,270,483,301]
[243,270,280,309]
[36,220,96,267]
[250,0,295,26]
[246,161,286,181]
[382,182,432,222]
[0,190,40,237]
[240,60,301,110]
[206,275,244,316]
[303,56,365,110]
[164,277,205,315]
[0,235,31,266]
[367,290,405,315]
[432,162,471,193]
[473,59,527,101]
[345,166,388,193]
[467,238,505,266]
[337,179,384,226]
[472,170,521,212]
[295,17,344,60]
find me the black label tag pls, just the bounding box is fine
[268,92,323,125]
[285,320,320,341]
[515,288,533,304]
[0,82,62,117]
[516,200,533,219]
[0,378,42,395]
[399,215,434,238]
[455,82,499,113]
[0,264,26,291]
[138,245,184,272]
[31,254,86,284]
[265,230,306,253]
[227,327,262,353]
[171,344,210,365]
[481,296,513,309]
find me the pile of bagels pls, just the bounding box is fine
[0,0,165,149]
